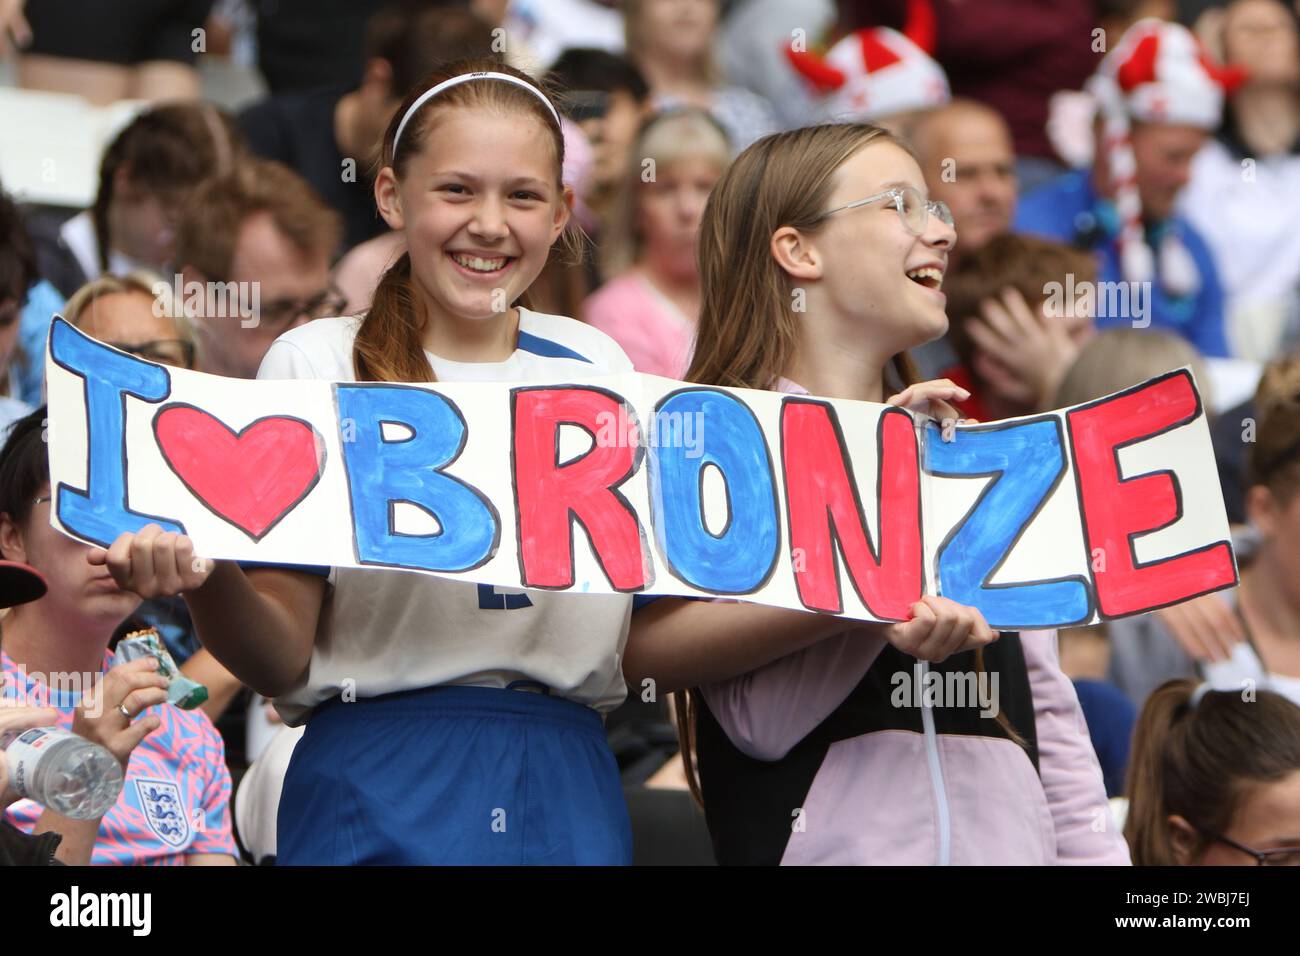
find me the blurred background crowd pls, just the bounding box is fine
[2,0,1300,867]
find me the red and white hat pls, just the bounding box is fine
[1086,18,1243,294]
[787,26,950,124]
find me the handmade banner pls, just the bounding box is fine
[44,318,1237,630]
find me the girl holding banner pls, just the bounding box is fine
[82,64,1023,866]
[624,123,1131,865]
[90,60,639,865]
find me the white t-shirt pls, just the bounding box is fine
[254,309,636,725]
[1179,138,1300,361]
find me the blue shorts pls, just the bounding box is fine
[276,684,632,866]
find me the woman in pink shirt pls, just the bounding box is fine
[584,108,730,379]
[0,410,236,865]
[624,122,1130,865]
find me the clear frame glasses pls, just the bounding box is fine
[816,185,954,237]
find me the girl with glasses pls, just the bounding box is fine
[64,272,198,370]
[624,122,1129,865]
[1125,679,1300,865]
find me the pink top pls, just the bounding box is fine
[583,272,695,379]
[2,650,236,865]
[700,378,1130,865]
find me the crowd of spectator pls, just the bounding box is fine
[1,0,1299,867]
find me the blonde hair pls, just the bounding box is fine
[1054,328,1212,411]
[63,271,196,349]
[600,108,732,278]
[1247,353,1300,498]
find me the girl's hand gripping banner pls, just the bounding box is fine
[44,318,1237,629]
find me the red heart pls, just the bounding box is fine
[153,405,326,540]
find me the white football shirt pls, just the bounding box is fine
[254,309,636,724]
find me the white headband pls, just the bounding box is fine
[392,71,561,153]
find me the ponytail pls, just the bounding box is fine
[673,690,703,807]
[1124,680,1198,865]
[355,253,434,383]
[1124,679,1300,865]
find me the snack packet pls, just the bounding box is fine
[113,627,209,710]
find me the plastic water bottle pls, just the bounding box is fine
[1,727,123,820]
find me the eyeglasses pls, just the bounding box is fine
[816,185,955,238]
[258,285,347,332]
[1194,825,1300,866]
[105,339,197,369]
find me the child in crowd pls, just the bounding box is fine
[584,108,730,377]
[624,122,1126,864]
[1124,679,1300,865]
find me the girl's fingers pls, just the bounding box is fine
[915,598,997,661]
[928,399,962,424]
[887,385,915,407]
[118,687,169,718]
[910,599,937,626]
[930,602,972,659]
[152,532,183,594]
[104,531,138,586]
[887,380,971,411]
[128,524,163,587]
[1186,594,1240,662]
[913,597,960,662]
[886,601,933,656]
[115,715,162,758]
[1199,594,1244,656]
[955,608,997,655]
[175,536,203,587]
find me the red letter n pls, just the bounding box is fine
[781,400,922,619]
